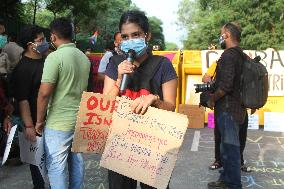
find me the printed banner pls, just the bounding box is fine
[1,125,17,166]
[72,92,117,153]
[201,49,284,96]
[264,112,284,132]
[100,97,188,189]
[248,114,259,130]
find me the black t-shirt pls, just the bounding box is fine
[105,54,177,100]
[12,56,44,124]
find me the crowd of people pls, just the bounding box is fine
[0,10,250,189]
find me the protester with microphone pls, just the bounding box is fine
[103,10,177,189]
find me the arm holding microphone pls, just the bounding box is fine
[103,50,136,96]
[103,49,177,114]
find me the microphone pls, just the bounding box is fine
[120,49,136,93]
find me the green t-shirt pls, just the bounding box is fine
[41,43,90,131]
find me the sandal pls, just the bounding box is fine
[241,165,252,172]
[209,161,222,170]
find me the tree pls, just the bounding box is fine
[165,42,179,50]
[0,0,26,22]
[148,16,166,50]
[177,0,284,50]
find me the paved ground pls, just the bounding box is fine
[1,128,284,189]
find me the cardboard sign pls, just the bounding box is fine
[248,114,259,130]
[264,112,284,132]
[185,75,202,105]
[72,92,117,153]
[100,97,188,189]
[178,104,204,128]
[1,125,17,166]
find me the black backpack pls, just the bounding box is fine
[237,50,269,109]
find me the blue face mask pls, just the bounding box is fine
[32,38,49,54]
[0,35,7,49]
[120,38,147,57]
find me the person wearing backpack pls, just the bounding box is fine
[206,22,246,189]
[203,62,250,172]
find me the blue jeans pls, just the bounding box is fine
[44,128,84,189]
[216,112,242,189]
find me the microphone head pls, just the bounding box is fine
[127,49,136,60]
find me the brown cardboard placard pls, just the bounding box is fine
[100,97,188,189]
[178,104,205,128]
[72,92,117,153]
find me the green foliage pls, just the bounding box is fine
[148,16,165,50]
[6,0,166,52]
[165,42,179,51]
[0,0,26,22]
[178,0,284,50]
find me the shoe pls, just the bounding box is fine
[241,164,252,172]
[208,180,228,189]
[209,161,222,170]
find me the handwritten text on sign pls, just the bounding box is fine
[72,92,117,153]
[100,97,188,189]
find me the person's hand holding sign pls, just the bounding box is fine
[131,94,159,115]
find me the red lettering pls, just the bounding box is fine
[80,128,87,139]
[95,114,102,125]
[87,96,98,110]
[83,113,97,125]
[103,117,112,126]
[110,100,118,113]
[100,98,110,111]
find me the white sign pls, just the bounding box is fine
[201,49,284,96]
[248,114,259,130]
[264,112,284,132]
[18,132,42,165]
[1,125,18,166]
[36,136,49,183]
[18,132,48,183]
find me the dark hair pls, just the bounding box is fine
[8,32,17,42]
[223,22,241,42]
[18,25,43,50]
[105,40,115,51]
[119,11,149,34]
[113,32,120,40]
[50,17,74,40]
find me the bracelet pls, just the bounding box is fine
[154,94,160,101]
[152,94,160,107]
